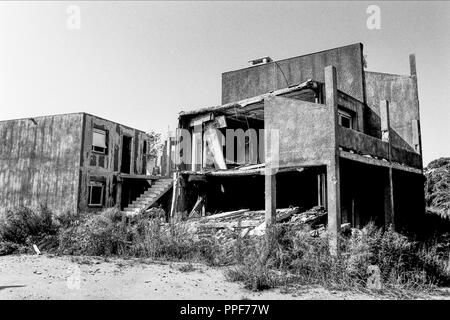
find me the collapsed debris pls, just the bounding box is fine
[182,206,327,244]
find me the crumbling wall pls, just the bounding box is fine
[264,96,335,168]
[78,114,151,211]
[0,113,83,213]
[222,43,365,104]
[365,71,420,153]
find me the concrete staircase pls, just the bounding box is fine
[121,178,173,216]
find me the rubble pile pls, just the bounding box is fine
[182,206,327,245]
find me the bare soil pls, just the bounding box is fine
[1,254,449,300]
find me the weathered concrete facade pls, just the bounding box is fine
[0,112,155,214]
[0,113,82,213]
[175,43,425,248]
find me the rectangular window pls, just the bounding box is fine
[338,110,353,129]
[88,182,104,206]
[92,128,108,154]
[143,140,148,154]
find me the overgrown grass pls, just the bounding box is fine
[1,205,450,297]
[0,205,59,254]
[225,222,450,296]
[57,208,220,263]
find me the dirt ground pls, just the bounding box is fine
[0,254,449,300]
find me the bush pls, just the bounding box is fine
[225,263,285,291]
[58,208,128,256]
[226,222,450,294]
[57,208,220,263]
[424,157,450,218]
[0,204,59,254]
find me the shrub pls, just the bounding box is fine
[127,217,218,262]
[225,263,285,291]
[58,208,127,256]
[0,204,59,253]
[226,222,450,294]
[424,157,450,218]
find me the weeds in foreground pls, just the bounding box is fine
[225,222,450,295]
[1,205,450,297]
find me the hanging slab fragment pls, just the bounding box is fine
[189,113,213,127]
[204,121,227,170]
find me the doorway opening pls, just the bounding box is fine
[121,136,132,174]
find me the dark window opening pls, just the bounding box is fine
[88,182,104,207]
[121,135,132,174]
[338,109,354,129]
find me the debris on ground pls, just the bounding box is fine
[181,206,328,244]
[33,244,41,255]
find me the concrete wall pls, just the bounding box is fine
[365,71,420,152]
[0,113,83,213]
[264,96,334,168]
[78,114,151,211]
[223,43,365,104]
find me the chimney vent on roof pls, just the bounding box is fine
[248,56,273,66]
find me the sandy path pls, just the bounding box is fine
[0,254,447,300]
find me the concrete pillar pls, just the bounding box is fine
[409,54,423,158]
[409,54,417,77]
[380,100,395,229]
[384,168,395,229]
[325,65,341,255]
[166,137,172,176]
[380,100,390,143]
[264,118,279,228]
[265,170,276,227]
[412,119,421,153]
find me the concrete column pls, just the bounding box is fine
[409,54,423,158]
[380,100,395,229]
[409,54,417,77]
[265,170,276,227]
[384,168,395,229]
[412,119,421,153]
[166,137,172,176]
[325,65,341,255]
[380,100,390,143]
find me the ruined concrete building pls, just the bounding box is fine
[0,113,172,214]
[0,43,426,245]
[171,43,425,239]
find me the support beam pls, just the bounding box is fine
[412,119,420,154]
[265,170,276,227]
[380,100,395,229]
[409,54,423,158]
[170,172,179,221]
[204,121,227,169]
[380,100,390,143]
[166,136,172,177]
[384,167,395,229]
[191,124,202,172]
[325,65,341,256]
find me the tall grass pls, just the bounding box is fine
[1,205,449,297]
[225,222,450,294]
[0,205,59,254]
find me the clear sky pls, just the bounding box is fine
[0,1,448,166]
